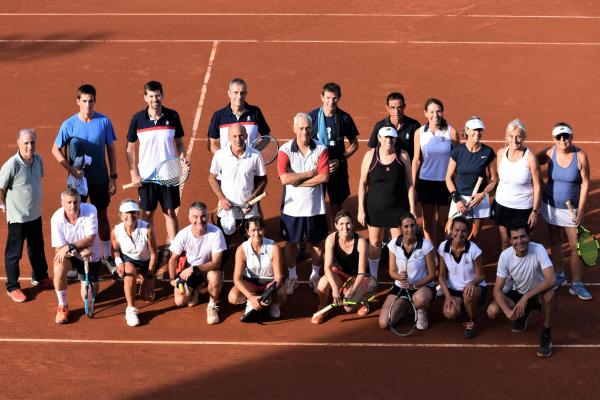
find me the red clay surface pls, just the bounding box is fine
[1,2,600,399]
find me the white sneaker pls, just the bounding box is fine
[309,274,320,291]
[416,309,429,330]
[244,300,254,315]
[285,277,299,295]
[269,303,281,319]
[207,304,220,325]
[125,307,139,327]
[66,268,78,280]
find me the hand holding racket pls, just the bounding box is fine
[312,271,378,319]
[446,176,483,238]
[389,260,417,336]
[240,281,278,322]
[82,255,96,318]
[251,135,279,166]
[123,157,190,190]
[566,200,599,267]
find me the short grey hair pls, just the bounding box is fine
[293,112,312,127]
[189,201,208,213]
[228,78,247,91]
[61,186,80,199]
[17,128,36,140]
[506,118,526,137]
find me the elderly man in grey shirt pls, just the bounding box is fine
[0,128,52,302]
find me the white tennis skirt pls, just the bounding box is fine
[448,193,491,219]
[541,201,578,228]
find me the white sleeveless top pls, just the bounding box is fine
[242,238,275,279]
[115,220,151,261]
[418,124,453,181]
[496,148,533,209]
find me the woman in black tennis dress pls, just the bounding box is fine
[358,126,415,279]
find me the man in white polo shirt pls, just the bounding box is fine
[278,112,329,294]
[50,187,101,324]
[487,219,556,357]
[208,123,267,237]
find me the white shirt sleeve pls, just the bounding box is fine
[535,243,553,270]
[422,239,434,255]
[169,230,186,255]
[209,151,221,175]
[211,228,227,254]
[496,250,509,278]
[255,153,267,177]
[50,211,66,248]
[83,206,98,238]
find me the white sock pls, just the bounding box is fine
[56,290,67,306]
[288,266,297,279]
[208,297,217,307]
[101,240,112,259]
[368,259,380,280]
[311,265,321,278]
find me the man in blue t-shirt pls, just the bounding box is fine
[51,84,118,274]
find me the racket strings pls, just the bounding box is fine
[578,232,599,266]
[342,275,378,303]
[156,159,189,186]
[252,136,279,165]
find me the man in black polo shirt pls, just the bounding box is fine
[126,81,187,254]
[207,78,270,154]
[308,82,359,218]
[367,92,421,160]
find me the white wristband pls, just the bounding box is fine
[114,257,124,266]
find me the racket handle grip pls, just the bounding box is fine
[122,182,139,190]
[312,304,333,318]
[565,200,577,223]
[178,283,185,294]
[471,176,484,197]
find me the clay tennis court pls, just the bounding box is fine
[1,1,600,399]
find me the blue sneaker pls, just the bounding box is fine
[569,282,592,300]
[555,271,568,287]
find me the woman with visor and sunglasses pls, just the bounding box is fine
[538,123,591,300]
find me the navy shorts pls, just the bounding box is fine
[139,182,180,211]
[416,179,450,206]
[389,284,436,298]
[81,180,110,211]
[70,257,101,282]
[324,162,350,205]
[448,286,488,304]
[280,214,328,244]
[122,254,150,274]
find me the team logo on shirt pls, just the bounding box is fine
[166,120,170,126]
[247,116,251,121]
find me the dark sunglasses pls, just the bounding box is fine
[554,133,571,141]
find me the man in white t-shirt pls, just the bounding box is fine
[208,123,267,237]
[50,187,101,324]
[487,219,556,357]
[168,202,226,325]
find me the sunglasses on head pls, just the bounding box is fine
[554,133,571,141]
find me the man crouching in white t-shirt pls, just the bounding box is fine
[487,219,556,358]
[168,202,226,325]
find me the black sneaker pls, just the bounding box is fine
[511,310,533,333]
[463,320,478,339]
[537,335,552,358]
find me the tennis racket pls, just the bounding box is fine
[83,258,96,318]
[122,157,190,189]
[446,176,484,239]
[175,253,191,295]
[312,271,379,319]
[566,200,599,267]
[240,280,278,322]
[389,260,417,336]
[251,135,279,165]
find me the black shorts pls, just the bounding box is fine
[70,258,101,282]
[324,162,350,205]
[492,202,532,227]
[280,214,328,244]
[122,254,150,274]
[139,182,180,211]
[505,289,542,310]
[242,275,274,290]
[389,284,436,298]
[448,286,488,304]
[179,268,209,290]
[81,180,110,211]
[416,179,450,206]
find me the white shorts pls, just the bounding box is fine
[541,201,578,228]
[448,193,491,219]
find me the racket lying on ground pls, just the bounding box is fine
[251,135,279,165]
[83,258,96,318]
[445,176,484,239]
[211,192,268,233]
[566,200,599,267]
[241,280,279,322]
[122,157,190,189]
[312,270,379,319]
[389,261,417,337]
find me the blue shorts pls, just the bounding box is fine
[280,214,328,244]
[122,254,150,274]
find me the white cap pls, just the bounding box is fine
[378,126,398,138]
[465,117,485,130]
[119,201,140,213]
[552,125,572,137]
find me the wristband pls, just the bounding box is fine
[450,191,461,203]
[114,257,124,266]
[68,243,76,254]
[532,209,539,214]
[192,265,200,273]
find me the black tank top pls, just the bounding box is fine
[334,232,360,276]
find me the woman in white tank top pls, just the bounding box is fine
[493,119,541,249]
[228,216,287,320]
[412,98,460,246]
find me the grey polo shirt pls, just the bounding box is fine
[0,152,43,223]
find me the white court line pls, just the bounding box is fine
[3,39,600,46]
[1,13,600,19]
[0,337,598,348]
[179,40,218,196]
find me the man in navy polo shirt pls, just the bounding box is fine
[207,78,270,154]
[126,81,187,257]
[308,82,359,218]
[367,92,420,160]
